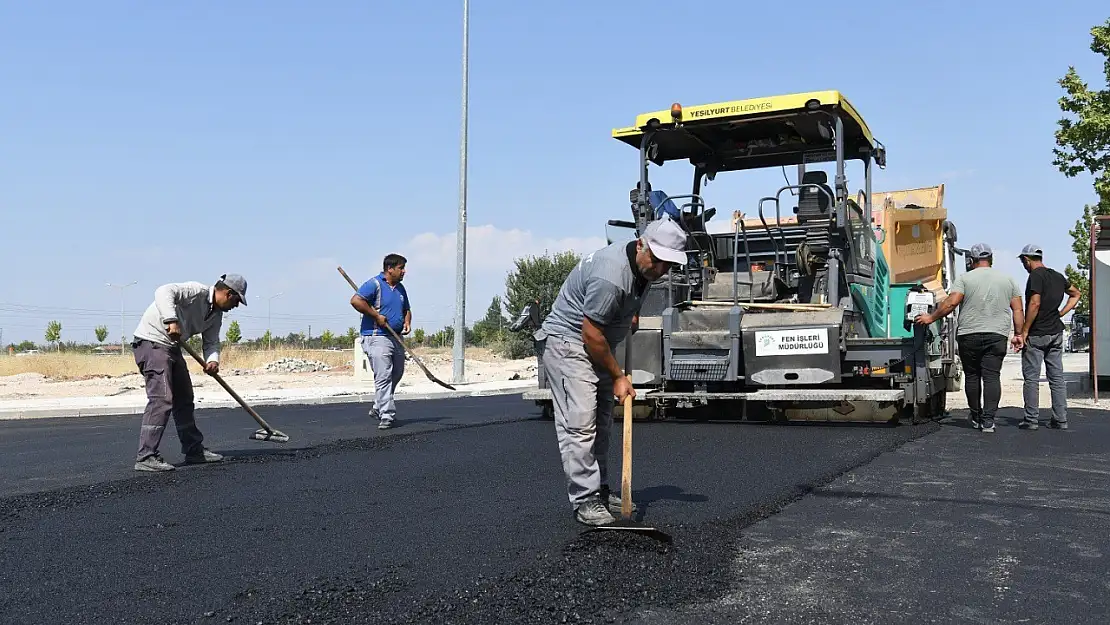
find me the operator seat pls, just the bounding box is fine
[796,171,834,222]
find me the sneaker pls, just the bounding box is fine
[982,423,996,433]
[378,417,394,430]
[1049,419,1069,430]
[134,454,175,472]
[574,495,617,526]
[185,449,224,464]
[969,414,982,430]
[1019,421,1039,430]
[600,486,638,515]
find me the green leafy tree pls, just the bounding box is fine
[412,328,426,345]
[94,325,109,343]
[472,295,508,346]
[345,327,358,346]
[1055,19,1110,314]
[320,329,335,348]
[500,250,582,358]
[186,335,202,353]
[225,320,242,344]
[261,329,273,348]
[45,320,62,349]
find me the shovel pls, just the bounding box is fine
[179,340,290,443]
[336,265,456,391]
[588,340,671,543]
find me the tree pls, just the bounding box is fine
[1064,202,1110,315]
[45,320,61,349]
[412,328,426,345]
[1056,19,1110,314]
[472,295,508,346]
[320,329,335,348]
[94,325,109,343]
[226,320,242,344]
[500,250,581,358]
[261,329,273,348]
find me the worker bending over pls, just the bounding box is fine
[915,244,1023,433]
[537,217,687,526]
[131,274,247,471]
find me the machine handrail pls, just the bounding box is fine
[733,217,755,304]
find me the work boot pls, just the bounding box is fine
[1049,419,1069,430]
[134,454,175,472]
[574,495,616,526]
[600,485,637,516]
[185,449,224,464]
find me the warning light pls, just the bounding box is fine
[671,103,682,121]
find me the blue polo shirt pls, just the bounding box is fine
[357,273,410,336]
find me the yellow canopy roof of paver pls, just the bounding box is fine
[612,90,878,172]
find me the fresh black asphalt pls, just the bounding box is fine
[0,395,937,624]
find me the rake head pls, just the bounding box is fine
[250,428,290,443]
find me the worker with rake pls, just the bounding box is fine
[130,274,248,472]
[350,253,412,430]
[537,217,687,526]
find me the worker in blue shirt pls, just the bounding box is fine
[350,253,412,429]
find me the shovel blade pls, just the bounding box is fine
[250,429,290,443]
[587,519,672,543]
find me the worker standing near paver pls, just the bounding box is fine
[1017,244,1081,430]
[350,253,411,430]
[131,274,247,471]
[537,217,687,526]
[915,244,1024,433]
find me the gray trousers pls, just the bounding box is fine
[134,340,204,461]
[361,334,405,421]
[543,335,615,507]
[1022,332,1067,423]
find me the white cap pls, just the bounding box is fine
[642,217,688,264]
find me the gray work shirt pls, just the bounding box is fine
[538,241,648,347]
[132,281,225,363]
[950,266,1022,338]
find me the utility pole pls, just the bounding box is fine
[452,0,469,385]
[106,281,137,356]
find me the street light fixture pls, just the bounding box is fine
[105,281,137,356]
[257,293,283,350]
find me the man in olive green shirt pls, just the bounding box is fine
[915,243,1024,432]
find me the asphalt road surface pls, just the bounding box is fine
[0,395,936,624]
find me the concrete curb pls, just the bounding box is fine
[0,383,536,421]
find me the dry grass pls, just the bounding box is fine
[0,345,509,380]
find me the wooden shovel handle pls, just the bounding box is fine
[621,379,633,520]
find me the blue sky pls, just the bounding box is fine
[1,1,1107,344]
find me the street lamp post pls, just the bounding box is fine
[105,281,137,356]
[452,0,469,385]
[258,293,283,350]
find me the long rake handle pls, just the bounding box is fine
[336,265,456,391]
[179,340,277,433]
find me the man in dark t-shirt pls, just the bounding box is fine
[1018,244,1082,430]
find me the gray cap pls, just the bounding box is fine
[1018,243,1044,258]
[969,243,993,259]
[219,273,248,304]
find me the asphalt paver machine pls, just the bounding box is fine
[525,90,962,424]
